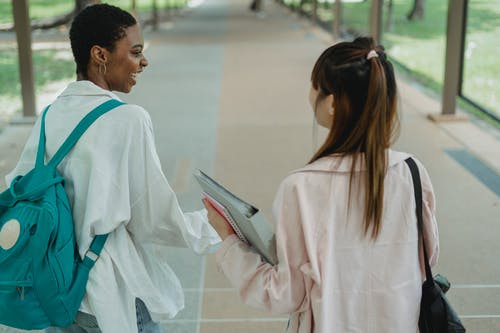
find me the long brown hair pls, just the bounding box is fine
[309,37,399,239]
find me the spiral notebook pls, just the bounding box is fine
[194,170,278,265]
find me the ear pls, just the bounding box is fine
[90,45,108,65]
[326,94,334,115]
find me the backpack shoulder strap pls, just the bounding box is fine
[47,99,125,168]
[81,234,108,269]
[35,105,52,167]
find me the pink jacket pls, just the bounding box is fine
[216,150,439,333]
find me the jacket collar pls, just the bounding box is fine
[59,80,123,101]
[292,150,411,174]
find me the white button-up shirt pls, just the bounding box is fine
[6,81,221,332]
[216,151,439,333]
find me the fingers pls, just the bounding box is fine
[201,197,209,209]
[201,198,219,223]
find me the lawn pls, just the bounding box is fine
[0,48,74,97]
[0,0,189,118]
[0,1,498,121]
[0,0,190,24]
[282,0,500,121]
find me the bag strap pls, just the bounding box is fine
[36,99,125,168]
[81,234,108,269]
[35,99,123,267]
[36,105,51,167]
[404,157,434,283]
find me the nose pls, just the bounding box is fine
[141,55,148,68]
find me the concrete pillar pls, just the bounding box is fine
[152,0,159,30]
[12,0,36,119]
[312,0,318,23]
[333,0,341,40]
[431,0,468,121]
[131,0,138,18]
[370,0,383,45]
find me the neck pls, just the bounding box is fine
[79,67,111,91]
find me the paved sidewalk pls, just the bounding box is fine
[1,0,499,332]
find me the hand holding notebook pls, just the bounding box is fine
[202,193,249,244]
[195,170,278,265]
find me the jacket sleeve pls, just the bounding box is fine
[123,107,220,254]
[215,176,310,314]
[417,160,439,268]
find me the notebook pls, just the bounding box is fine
[194,170,278,265]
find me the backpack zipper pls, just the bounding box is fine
[0,281,31,300]
[16,286,25,300]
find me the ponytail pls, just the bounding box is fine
[362,52,390,238]
[309,38,399,240]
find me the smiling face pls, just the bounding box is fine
[105,24,148,93]
[89,24,148,93]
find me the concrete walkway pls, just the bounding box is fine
[1,0,499,332]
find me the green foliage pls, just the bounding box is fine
[0,49,74,97]
[0,0,190,24]
[0,1,12,24]
[0,0,73,24]
[0,49,19,96]
[106,0,189,11]
[0,0,188,117]
[283,0,499,119]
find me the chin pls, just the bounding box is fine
[120,86,132,93]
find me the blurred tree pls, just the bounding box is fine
[407,0,425,20]
[131,0,137,17]
[75,0,100,13]
[385,0,393,31]
[1,0,100,31]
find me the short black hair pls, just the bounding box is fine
[69,4,137,77]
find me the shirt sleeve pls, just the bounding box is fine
[417,160,439,268]
[123,107,221,254]
[215,176,310,314]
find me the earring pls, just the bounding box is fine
[98,63,107,75]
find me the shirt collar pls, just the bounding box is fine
[59,80,123,101]
[291,149,411,174]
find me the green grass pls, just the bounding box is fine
[0,0,189,117]
[0,0,73,24]
[0,49,75,97]
[282,0,500,121]
[0,0,190,24]
[461,0,500,119]
[106,0,190,11]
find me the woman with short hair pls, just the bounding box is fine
[7,4,220,333]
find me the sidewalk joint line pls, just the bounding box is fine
[453,284,500,288]
[460,315,500,319]
[167,318,289,324]
[184,287,235,292]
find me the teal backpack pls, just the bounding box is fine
[0,99,124,329]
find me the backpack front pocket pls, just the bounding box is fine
[0,280,51,329]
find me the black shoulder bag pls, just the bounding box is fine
[405,158,466,333]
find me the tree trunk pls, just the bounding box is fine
[0,0,99,32]
[385,0,394,32]
[131,0,137,18]
[407,0,425,21]
[152,0,159,31]
[75,0,100,13]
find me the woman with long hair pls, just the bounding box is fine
[204,37,439,332]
